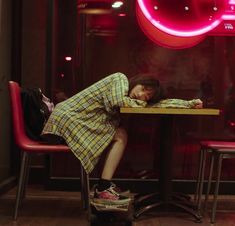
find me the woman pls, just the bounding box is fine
[41,72,162,204]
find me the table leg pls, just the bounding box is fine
[159,115,173,202]
[134,115,202,222]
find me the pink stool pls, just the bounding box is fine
[195,140,235,223]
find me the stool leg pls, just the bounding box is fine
[204,151,215,211]
[195,147,204,202]
[197,148,207,214]
[211,154,223,224]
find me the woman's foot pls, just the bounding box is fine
[93,184,131,205]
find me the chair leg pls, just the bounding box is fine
[211,154,223,224]
[80,165,85,209]
[80,166,91,221]
[13,152,29,220]
[85,173,91,222]
[21,154,31,200]
[80,165,90,210]
[204,152,215,211]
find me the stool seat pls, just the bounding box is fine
[201,140,235,150]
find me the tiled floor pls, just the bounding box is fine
[0,185,235,226]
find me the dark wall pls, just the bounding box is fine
[21,0,47,90]
[0,0,12,188]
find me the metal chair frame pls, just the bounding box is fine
[8,81,91,220]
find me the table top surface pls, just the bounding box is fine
[120,107,220,115]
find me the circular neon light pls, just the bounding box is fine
[137,0,227,37]
[136,4,206,49]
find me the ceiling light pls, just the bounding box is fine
[112,1,123,9]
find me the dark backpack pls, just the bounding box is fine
[21,88,51,141]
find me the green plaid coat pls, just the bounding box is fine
[42,72,146,173]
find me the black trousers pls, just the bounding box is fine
[40,134,66,145]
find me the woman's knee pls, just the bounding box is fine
[114,127,128,145]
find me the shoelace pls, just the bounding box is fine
[107,185,121,197]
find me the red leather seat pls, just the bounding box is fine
[195,140,235,223]
[8,81,90,220]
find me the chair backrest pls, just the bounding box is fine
[9,81,31,148]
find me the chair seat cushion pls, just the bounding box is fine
[20,139,70,153]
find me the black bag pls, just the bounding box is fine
[21,88,52,141]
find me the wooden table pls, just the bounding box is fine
[120,107,219,115]
[120,107,220,222]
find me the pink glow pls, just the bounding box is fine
[118,13,126,17]
[65,56,72,61]
[229,121,235,126]
[137,0,232,37]
[222,14,235,19]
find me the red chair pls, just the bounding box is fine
[195,140,235,223]
[8,81,90,220]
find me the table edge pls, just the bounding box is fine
[120,107,220,115]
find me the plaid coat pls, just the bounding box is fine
[42,72,146,173]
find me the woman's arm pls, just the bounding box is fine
[105,73,147,108]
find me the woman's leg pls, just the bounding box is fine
[101,127,128,180]
[95,128,130,203]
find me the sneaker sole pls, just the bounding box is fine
[92,197,131,205]
[91,200,129,212]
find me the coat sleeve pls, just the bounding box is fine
[104,72,147,109]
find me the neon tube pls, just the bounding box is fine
[137,0,233,37]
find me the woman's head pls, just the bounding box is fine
[128,75,163,104]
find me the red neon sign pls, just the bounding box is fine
[136,0,235,48]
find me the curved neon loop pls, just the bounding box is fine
[136,4,206,49]
[137,0,226,37]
